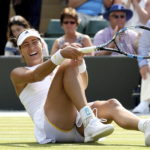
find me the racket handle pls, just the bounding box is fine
[78,46,96,53]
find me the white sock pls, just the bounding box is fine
[140,101,150,107]
[79,106,95,127]
[138,119,147,132]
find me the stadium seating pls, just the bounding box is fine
[85,19,109,37]
[44,37,56,53]
[77,23,84,33]
[45,19,64,37]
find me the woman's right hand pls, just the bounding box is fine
[60,46,84,60]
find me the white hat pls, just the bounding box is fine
[17,29,41,46]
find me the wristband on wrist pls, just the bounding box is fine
[51,49,65,65]
[78,60,87,73]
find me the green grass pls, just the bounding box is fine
[0,115,149,150]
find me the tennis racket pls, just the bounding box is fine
[78,25,150,59]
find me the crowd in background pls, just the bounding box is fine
[1,0,150,114]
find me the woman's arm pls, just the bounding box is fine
[11,46,84,85]
[82,35,94,56]
[10,58,57,86]
[82,35,93,47]
[132,0,150,24]
[103,0,114,8]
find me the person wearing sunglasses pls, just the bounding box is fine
[51,7,93,56]
[93,4,138,56]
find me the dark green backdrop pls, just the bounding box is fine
[0,56,140,110]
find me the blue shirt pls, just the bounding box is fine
[76,0,105,16]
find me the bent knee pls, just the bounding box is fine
[90,100,113,123]
[58,60,73,70]
[107,98,122,108]
[56,60,77,75]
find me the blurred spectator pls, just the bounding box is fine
[0,0,42,55]
[12,0,42,30]
[5,15,49,56]
[93,4,139,56]
[132,20,150,114]
[123,0,150,26]
[68,0,116,31]
[51,7,93,56]
[5,15,30,56]
[0,0,11,55]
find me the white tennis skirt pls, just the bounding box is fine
[33,107,84,144]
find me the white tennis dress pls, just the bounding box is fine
[19,64,84,144]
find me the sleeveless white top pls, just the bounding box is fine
[19,65,57,144]
[19,64,56,119]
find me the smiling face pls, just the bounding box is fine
[20,36,43,66]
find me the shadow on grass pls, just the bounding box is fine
[0,142,146,148]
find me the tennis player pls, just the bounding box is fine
[10,29,150,146]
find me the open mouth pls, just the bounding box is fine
[30,52,38,56]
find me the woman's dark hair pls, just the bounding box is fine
[60,7,79,25]
[8,15,31,46]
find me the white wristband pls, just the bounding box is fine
[78,60,87,73]
[51,49,65,65]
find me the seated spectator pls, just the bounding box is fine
[5,15,49,56]
[132,20,150,114]
[51,7,93,55]
[123,0,150,26]
[93,4,139,56]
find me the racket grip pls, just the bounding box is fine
[78,46,96,53]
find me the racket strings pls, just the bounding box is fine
[79,25,150,59]
[116,30,139,55]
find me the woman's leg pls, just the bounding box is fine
[44,60,88,130]
[90,99,150,146]
[91,99,140,130]
[44,60,114,143]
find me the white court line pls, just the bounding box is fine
[0,111,29,117]
[0,111,149,117]
[0,137,34,140]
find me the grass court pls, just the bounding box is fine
[0,112,149,150]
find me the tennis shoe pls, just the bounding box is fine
[132,103,149,114]
[143,120,150,146]
[84,118,114,143]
